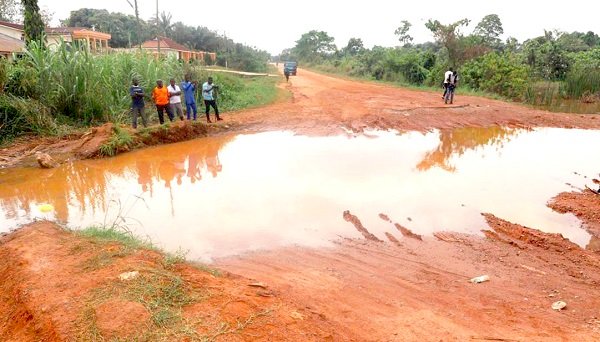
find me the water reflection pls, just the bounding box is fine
[0,135,232,225]
[417,126,521,172]
[0,128,598,261]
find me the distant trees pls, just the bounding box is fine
[473,14,503,47]
[425,18,470,66]
[62,8,269,72]
[342,38,365,56]
[283,13,600,103]
[292,30,336,62]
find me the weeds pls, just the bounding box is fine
[99,125,134,157]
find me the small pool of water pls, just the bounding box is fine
[1,127,598,260]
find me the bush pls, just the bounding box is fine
[562,68,600,99]
[0,93,56,142]
[461,52,530,99]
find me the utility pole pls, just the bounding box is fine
[156,0,160,56]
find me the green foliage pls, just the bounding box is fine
[192,69,280,111]
[570,47,600,70]
[292,30,337,63]
[461,52,530,99]
[63,8,151,48]
[78,225,155,250]
[17,41,181,124]
[63,8,269,72]
[523,32,571,80]
[99,125,134,157]
[0,93,56,142]
[562,68,600,99]
[22,0,45,45]
[473,14,504,47]
[425,18,471,66]
[342,38,365,56]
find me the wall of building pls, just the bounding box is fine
[0,26,23,41]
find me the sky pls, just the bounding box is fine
[40,0,600,55]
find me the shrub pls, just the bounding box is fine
[461,52,530,99]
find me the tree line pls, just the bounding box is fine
[281,15,600,103]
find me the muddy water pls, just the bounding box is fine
[1,127,599,260]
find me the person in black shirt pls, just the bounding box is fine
[130,79,147,128]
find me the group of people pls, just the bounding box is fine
[442,68,459,104]
[130,76,222,129]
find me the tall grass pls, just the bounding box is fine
[20,41,184,124]
[562,68,600,99]
[1,41,282,141]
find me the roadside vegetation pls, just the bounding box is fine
[0,41,280,144]
[280,15,600,112]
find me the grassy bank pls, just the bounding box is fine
[0,42,282,144]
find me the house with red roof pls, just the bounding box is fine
[141,36,216,63]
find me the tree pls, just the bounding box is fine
[149,11,174,38]
[473,14,503,46]
[22,0,45,45]
[343,37,364,56]
[64,8,153,48]
[394,20,413,46]
[0,0,19,22]
[425,18,470,66]
[292,30,337,62]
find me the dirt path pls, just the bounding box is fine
[1,69,600,341]
[218,209,600,341]
[1,68,599,168]
[227,68,600,134]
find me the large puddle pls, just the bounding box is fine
[1,127,599,260]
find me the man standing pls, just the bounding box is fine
[442,67,453,99]
[152,80,173,124]
[168,78,184,121]
[202,77,222,123]
[181,75,198,120]
[130,78,147,129]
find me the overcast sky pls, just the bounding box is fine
[40,0,600,54]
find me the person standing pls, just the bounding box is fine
[168,78,184,121]
[202,77,222,123]
[152,80,173,124]
[181,75,198,120]
[130,78,147,129]
[442,67,454,99]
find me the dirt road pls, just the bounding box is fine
[1,69,600,341]
[228,68,600,134]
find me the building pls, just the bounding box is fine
[0,20,111,57]
[141,36,216,63]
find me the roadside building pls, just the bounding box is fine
[0,20,111,58]
[141,36,216,63]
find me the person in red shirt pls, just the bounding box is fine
[152,80,173,124]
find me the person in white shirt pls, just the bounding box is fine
[168,78,184,121]
[442,67,454,99]
[202,77,222,123]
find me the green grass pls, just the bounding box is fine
[77,225,155,251]
[99,125,135,157]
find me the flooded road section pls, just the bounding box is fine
[1,127,598,260]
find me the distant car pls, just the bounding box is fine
[284,61,297,76]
